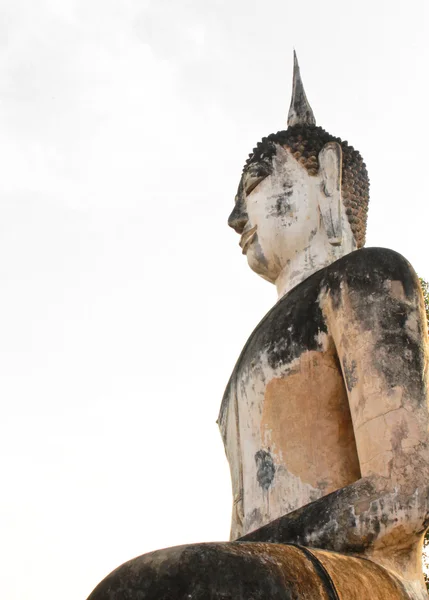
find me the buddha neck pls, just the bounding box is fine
[275,231,355,299]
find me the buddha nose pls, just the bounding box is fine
[228,201,248,234]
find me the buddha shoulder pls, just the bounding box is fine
[321,247,421,308]
[219,248,423,421]
[232,247,421,372]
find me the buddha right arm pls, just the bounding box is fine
[321,247,429,538]
[239,474,394,551]
[241,249,429,562]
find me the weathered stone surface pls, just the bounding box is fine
[87,542,413,600]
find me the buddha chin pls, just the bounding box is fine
[245,235,280,284]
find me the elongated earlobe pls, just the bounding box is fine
[318,142,343,245]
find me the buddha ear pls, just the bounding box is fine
[318,142,343,246]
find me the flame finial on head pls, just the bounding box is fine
[287,51,316,127]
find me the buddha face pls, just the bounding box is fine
[228,145,322,283]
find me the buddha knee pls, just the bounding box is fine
[87,541,415,600]
[87,541,322,600]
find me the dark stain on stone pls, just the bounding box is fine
[291,545,341,600]
[246,507,263,530]
[275,196,291,218]
[373,519,381,535]
[266,184,294,219]
[248,267,328,371]
[309,227,318,241]
[343,358,358,392]
[249,238,269,271]
[380,513,389,528]
[255,450,275,490]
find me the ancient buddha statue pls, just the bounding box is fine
[87,54,429,600]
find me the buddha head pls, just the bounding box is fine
[228,53,369,290]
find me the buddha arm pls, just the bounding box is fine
[322,249,429,499]
[242,250,429,561]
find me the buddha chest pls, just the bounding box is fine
[219,272,361,538]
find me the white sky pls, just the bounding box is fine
[0,1,428,598]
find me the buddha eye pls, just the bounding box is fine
[243,174,267,196]
[243,162,271,196]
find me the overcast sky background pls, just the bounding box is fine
[0,1,428,598]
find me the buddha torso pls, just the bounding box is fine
[219,255,363,539]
